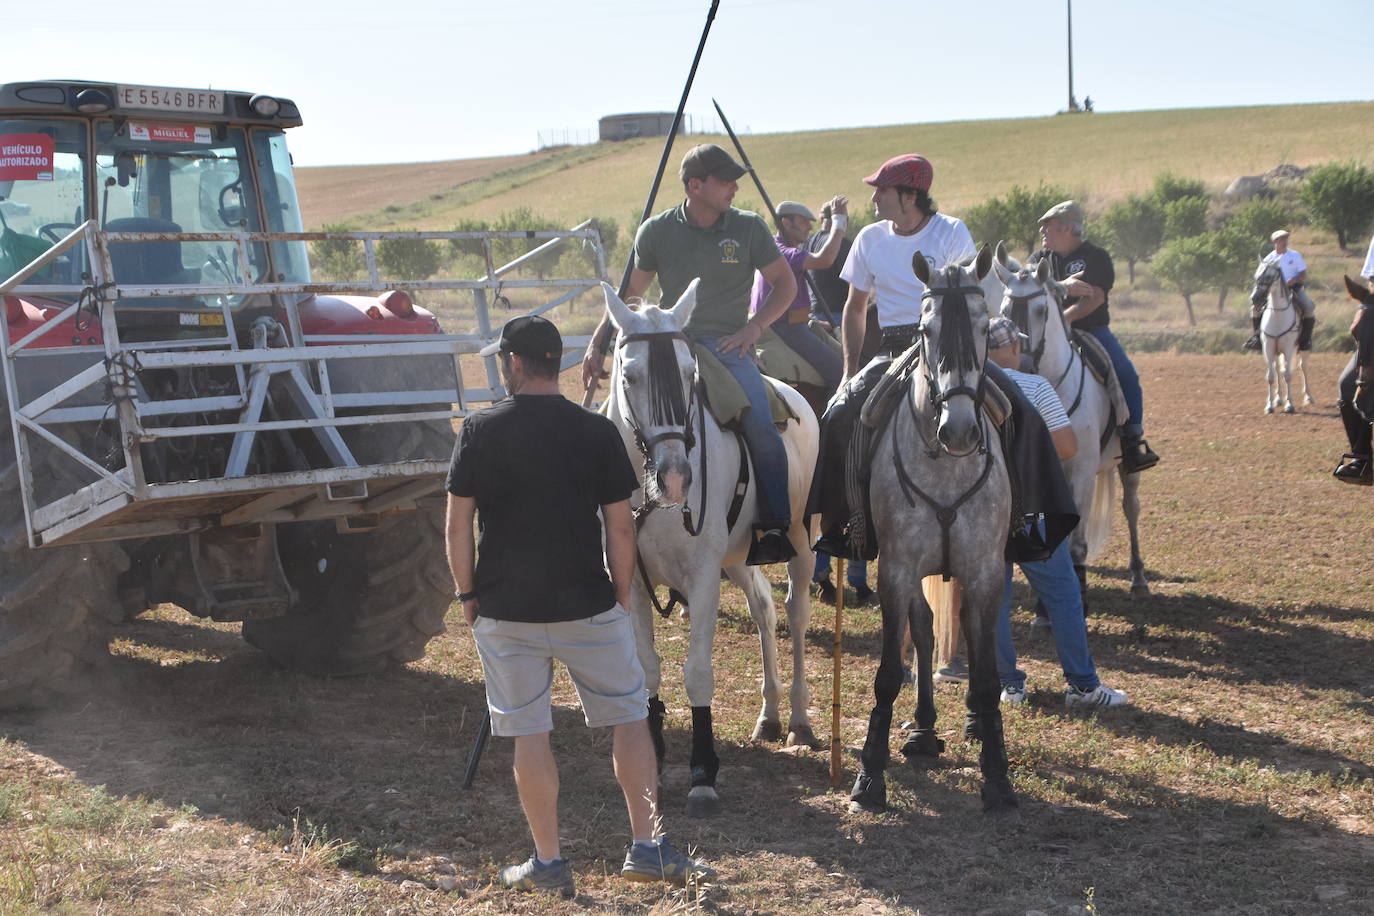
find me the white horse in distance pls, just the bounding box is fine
[1249,258,1313,414]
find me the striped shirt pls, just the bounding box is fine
[1002,367,1071,432]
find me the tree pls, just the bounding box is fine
[963,197,1013,255]
[1300,161,1374,249]
[963,182,1068,257]
[1226,197,1297,257]
[1098,195,1164,284]
[1162,196,1208,240]
[308,222,363,282]
[1204,226,1256,313]
[1151,171,1207,205]
[377,232,442,280]
[1152,234,1214,325]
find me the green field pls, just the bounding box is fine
[297,101,1374,232]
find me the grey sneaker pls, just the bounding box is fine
[1065,683,1129,709]
[622,837,717,886]
[934,656,968,683]
[499,854,574,898]
[1001,685,1027,705]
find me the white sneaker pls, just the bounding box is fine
[1065,683,1129,709]
[1000,685,1027,705]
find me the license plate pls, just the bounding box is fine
[117,85,223,116]
[179,312,225,327]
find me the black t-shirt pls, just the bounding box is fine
[806,229,852,322]
[446,394,639,623]
[1031,240,1115,331]
[1355,306,1374,368]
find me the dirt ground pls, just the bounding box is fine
[1,352,1371,915]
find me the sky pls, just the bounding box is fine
[5,0,1368,167]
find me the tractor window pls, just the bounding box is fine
[252,129,310,284]
[0,118,86,286]
[94,121,267,304]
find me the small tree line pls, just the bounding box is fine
[966,161,1374,326]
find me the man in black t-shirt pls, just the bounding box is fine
[1029,200,1160,473]
[446,315,715,896]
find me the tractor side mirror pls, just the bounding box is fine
[115,153,138,188]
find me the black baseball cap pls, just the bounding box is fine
[679,143,749,182]
[479,314,563,359]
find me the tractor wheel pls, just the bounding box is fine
[241,419,454,676]
[0,389,128,709]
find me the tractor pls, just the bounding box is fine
[0,80,607,707]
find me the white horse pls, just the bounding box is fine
[994,244,1148,597]
[1250,259,1313,414]
[850,245,1018,816]
[600,280,819,818]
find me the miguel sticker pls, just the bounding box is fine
[130,123,212,144]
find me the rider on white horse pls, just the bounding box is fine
[582,144,799,565]
[1030,201,1160,473]
[1246,229,1317,352]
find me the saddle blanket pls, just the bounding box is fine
[692,341,798,429]
[754,321,841,388]
[1071,330,1129,425]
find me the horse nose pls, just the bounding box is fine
[656,460,692,503]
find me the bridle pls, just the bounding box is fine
[1253,263,1299,339]
[616,331,698,457]
[1005,280,1086,414]
[914,272,990,458]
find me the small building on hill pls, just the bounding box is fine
[599,112,675,142]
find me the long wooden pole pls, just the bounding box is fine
[581,0,721,408]
[830,557,846,787]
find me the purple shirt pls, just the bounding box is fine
[749,234,809,316]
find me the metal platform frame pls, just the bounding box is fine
[1,220,609,548]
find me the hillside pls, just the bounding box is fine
[296,101,1374,231]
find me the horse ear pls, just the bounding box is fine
[1035,257,1051,284]
[973,243,993,280]
[912,250,932,285]
[992,241,1014,284]
[1344,274,1374,303]
[601,281,638,332]
[671,277,701,328]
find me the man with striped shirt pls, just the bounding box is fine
[985,317,1128,709]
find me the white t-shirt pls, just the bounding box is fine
[841,213,976,327]
[1003,367,1071,432]
[1262,248,1307,283]
[1362,234,1374,280]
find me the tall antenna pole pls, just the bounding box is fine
[1067,0,1076,111]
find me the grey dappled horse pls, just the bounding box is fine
[600,280,820,818]
[994,243,1148,597]
[850,245,1018,816]
[1250,259,1313,414]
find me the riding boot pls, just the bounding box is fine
[1297,317,1315,351]
[1242,315,1262,352]
[1120,432,1160,473]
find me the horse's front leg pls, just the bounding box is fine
[961,566,1019,816]
[1264,349,1278,413]
[1281,348,1296,413]
[850,573,911,812]
[1296,351,1314,405]
[782,524,817,748]
[723,564,783,743]
[1120,467,1149,596]
[681,574,723,818]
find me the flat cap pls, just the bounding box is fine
[776,201,816,221]
[987,316,1029,350]
[1271,228,1291,241]
[679,144,749,182]
[1037,200,1084,225]
[863,154,933,191]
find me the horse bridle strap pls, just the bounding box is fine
[618,331,692,347]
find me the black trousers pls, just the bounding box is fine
[1337,352,1372,457]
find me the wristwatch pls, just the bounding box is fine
[455,590,477,602]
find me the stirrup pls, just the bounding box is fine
[747,525,796,566]
[1242,333,1261,352]
[1120,436,1159,473]
[1333,453,1373,486]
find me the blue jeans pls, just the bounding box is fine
[692,334,791,525]
[995,537,1100,692]
[1084,325,1144,436]
[813,553,869,587]
[772,320,843,393]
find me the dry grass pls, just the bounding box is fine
[1,351,1372,913]
[295,101,1374,232]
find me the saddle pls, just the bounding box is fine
[1071,329,1129,425]
[692,341,798,429]
[754,321,841,388]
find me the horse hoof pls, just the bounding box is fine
[685,786,720,819]
[1264,405,1274,414]
[901,731,946,762]
[980,782,1020,817]
[849,773,887,813]
[752,719,783,742]
[786,724,821,750]
[1283,404,1295,414]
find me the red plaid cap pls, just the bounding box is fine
[863,154,933,191]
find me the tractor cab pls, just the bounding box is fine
[0,81,309,339]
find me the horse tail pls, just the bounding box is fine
[1084,466,1116,562]
[922,575,962,664]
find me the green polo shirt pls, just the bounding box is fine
[634,203,782,338]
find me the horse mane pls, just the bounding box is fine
[933,265,980,376]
